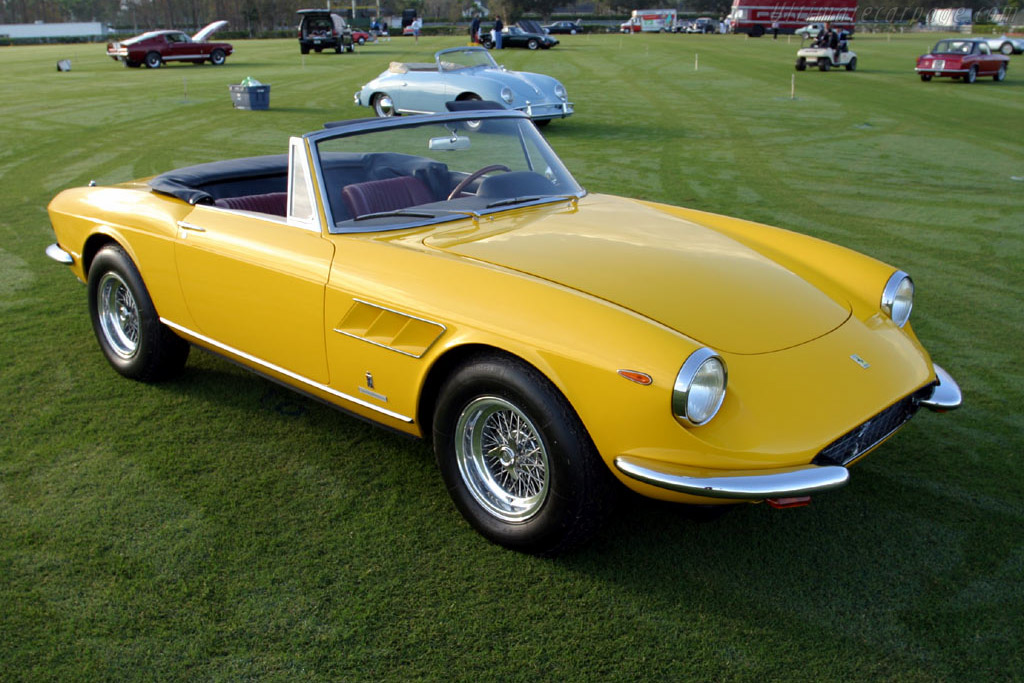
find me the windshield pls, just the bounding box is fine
[438,48,498,72]
[314,116,583,232]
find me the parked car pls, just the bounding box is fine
[354,47,572,125]
[105,20,232,68]
[983,34,1024,55]
[482,25,559,50]
[45,109,960,555]
[297,9,354,54]
[352,29,371,45]
[686,17,717,33]
[795,22,825,38]
[916,39,1009,83]
[543,20,584,34]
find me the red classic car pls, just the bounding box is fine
[916,39,1009,83]
[352,30,371,45]
[106,20,233,68]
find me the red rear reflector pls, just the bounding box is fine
[767,496,811,509]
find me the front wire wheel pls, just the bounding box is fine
[434,353,617,555]
[456,396,550,522]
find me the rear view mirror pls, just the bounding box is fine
[429,135,471,151]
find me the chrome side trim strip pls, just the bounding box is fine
[46,243,74,265]
[918,364,962,412]
[159,318,414,423]
[614,456,850,499]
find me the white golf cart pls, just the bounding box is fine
[796,32,856,71]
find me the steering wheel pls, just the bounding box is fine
[447,164,511,201]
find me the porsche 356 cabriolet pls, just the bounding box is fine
[355,47,572,125]
[46,109,961,555]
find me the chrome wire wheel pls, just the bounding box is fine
[455,396,550,523]
[97,271,140,360]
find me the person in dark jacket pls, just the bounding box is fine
[494,16,504,49]
[470,15,481,44]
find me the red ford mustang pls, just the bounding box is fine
[916,38,1009,83]
[106,20,233,69]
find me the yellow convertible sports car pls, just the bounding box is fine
[46,109,961,554]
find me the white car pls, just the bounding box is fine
[795,22,825,38]
[984,35,1024,55]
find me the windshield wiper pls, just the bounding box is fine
[353,209,439,221]
[485,195,576,209]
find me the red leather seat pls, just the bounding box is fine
[213,192,288,216]
[341,176,433,219]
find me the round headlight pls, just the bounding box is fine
[672,348,727,427]
[554,84,567,100]
[881,271,914,328]
[500,87,514,104]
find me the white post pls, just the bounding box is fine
[695,52,699,71]
[791,73,795,99]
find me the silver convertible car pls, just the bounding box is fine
[354,47,573,126]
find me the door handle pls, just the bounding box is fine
[177,221,206,233]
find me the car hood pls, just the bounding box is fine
[460,69,563,98]
[193,20,228,42]
[424,194,851,354]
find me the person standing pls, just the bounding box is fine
[771,20,779,39]
[412,16,423,42]
[494,16,504,49]
[470,15,481,44]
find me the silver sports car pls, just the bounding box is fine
[354,47,573,126]
[984,34,1024,55]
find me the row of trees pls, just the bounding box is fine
[1,0,1018,30]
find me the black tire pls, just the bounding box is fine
[209,48,226,65]
[124,59,141,68]
[482,39,494,49]
[994,63,1007,82]
[87,245,189,382]
[357,36,366,45]
[144,51,162,68]
[527,38,539,50]
[846,56,857,71]
[433,353,616,555]
[301,45,310,55]
[965,65,977,83]
[819,58,831,71]
[795,57,806,71]
[920,73,932,82]
[999,42,1013,55]
[534,119,551,127]
[751,24,765,37]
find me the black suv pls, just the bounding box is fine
[298,9,354,54]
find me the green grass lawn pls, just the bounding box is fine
[2,34,1022,680]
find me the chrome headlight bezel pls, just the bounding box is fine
[554,84,567,101]
[881,270,914,328]
[500,86,514,104]
[672,348,728,427]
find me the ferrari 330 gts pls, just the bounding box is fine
[46,109,961,554]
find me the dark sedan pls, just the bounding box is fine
[482,25,559,50]
[544,21,584,34]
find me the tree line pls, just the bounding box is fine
[1,0,1016,32]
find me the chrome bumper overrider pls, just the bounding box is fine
[918,364,961,412]
[46,243,73,265]
[614,457,850,500]
[616,363,960,500]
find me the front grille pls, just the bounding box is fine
[812,384,935,467]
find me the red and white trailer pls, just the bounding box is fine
[620,9,678,33]
[728,0,857,36]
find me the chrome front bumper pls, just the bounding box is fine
[615,457,850,500]
[616,363,961,500]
